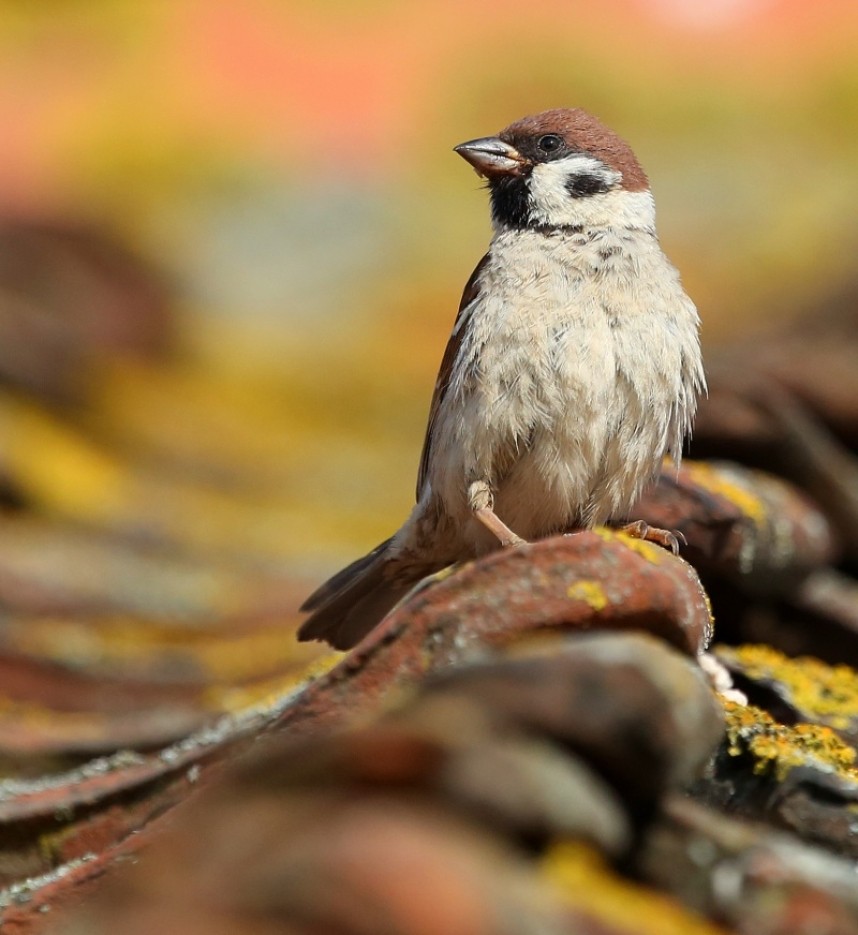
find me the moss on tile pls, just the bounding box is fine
[684,462,767,526]
[594,527,664,564]
[718,645,858,731]
[543,841,729,935]
[723,699,858,782]
[566,580,609,612]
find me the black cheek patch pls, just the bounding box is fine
[565,173,612,198]
[489,175,532,230]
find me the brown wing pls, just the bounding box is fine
[415,254,489,501]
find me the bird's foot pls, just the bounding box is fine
[468,481,527,548]
[619,519,686,556]
[475,508,527,547]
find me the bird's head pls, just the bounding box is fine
[455,108,654,233]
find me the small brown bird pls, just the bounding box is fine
[299,108,704,650]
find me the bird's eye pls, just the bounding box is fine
[537,134,563,154]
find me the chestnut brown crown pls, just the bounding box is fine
[497,108,648,192]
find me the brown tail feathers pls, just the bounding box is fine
[298,538,417,650]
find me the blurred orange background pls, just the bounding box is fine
[1,0,857,574]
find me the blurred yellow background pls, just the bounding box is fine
[1,0,857,575]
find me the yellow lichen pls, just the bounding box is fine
[204,653,341,712]
[566,580,608,612]
[722,699,858,782]
[6,615,327,684]
[1,395,129,521]
[543,841,729,935]
[0,697,135,747]
[593,527,663,564]
[684,462,767,526]
[717,645,858,730]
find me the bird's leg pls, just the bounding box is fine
[619,519,686,556]
[468,481,526,548]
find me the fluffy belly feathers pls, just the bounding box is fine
[443,316,671,545]
[413,229,702,555]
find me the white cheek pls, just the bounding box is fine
[527,155,616,216]
[526,156,656,230]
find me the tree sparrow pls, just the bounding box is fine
[299,108,705,650]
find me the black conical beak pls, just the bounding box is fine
[454,137,526,178]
